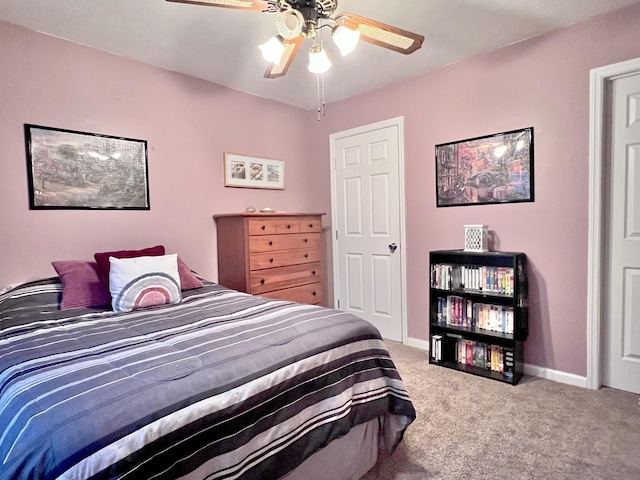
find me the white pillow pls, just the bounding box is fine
[109,254,181,313]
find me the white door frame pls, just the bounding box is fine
[329,116,409,343]
[587,56,640,390]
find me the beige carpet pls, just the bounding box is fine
[362,341,640,480]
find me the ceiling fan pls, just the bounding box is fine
[165,0,425,78]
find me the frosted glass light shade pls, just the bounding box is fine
[308,46,331,73]
[259,36,286,65]
[332,25,360,56]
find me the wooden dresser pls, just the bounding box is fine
[213,212,325,305]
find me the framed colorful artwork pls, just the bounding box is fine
[435,127,534,207]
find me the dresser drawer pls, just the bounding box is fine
[248,219,276,236]
[250,262,322,294]
[275,219,300,233]
[288,247,321,265]
[249,251,291,270]
[261,282,323,305]
[250,247,321,270]
[249,233,321,253]
[298,216,322,233]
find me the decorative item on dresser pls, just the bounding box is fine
[213,212,325,305]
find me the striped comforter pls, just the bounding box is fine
[0,278,415,480]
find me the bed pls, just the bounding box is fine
[0,274,415,479]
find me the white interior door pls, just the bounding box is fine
[603,71,640,394]
[330,118,406,342]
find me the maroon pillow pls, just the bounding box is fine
[94,245,165,285]
[52,261,112,309]
[177,256,204,290]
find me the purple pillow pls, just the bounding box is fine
[94,245,165,285]
[52,260,112,309]
[177,256,204,290]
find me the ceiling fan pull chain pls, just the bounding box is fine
[315,30,326,121]
[315,72,326,121]
[321,71,326,117]
[319,31,327,117]
[316,71,322,121]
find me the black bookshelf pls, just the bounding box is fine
[429,249,528,385]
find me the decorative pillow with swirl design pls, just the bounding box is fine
[109,254,181,313]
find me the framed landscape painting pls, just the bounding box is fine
[25,124,149,210]
[435,127,534,207]
[224,152,285,190]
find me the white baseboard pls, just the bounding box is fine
[523,363,588,388]
[406,336,588,389]
[405,336,430,351]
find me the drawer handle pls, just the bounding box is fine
[304,254,309,258]
[287,224,291,229]
[312,291,317,296]
[261,225,266,230]
[260,279,265,285]
[269,258,274,263]
[309,223,313,228]
[303,238,308,243]
[312,270,316,275]
[269,241,273,246]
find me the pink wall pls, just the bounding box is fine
[313,2,640,376]
[3,3,640,378]
[0,22,331,301]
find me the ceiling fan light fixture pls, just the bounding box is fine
[259,36,286,65]
[332,25,360,57]
[308,45,331,74]
[173,1,425,86]
[276,9,304,39]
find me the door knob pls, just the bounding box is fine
[389,243,398,253]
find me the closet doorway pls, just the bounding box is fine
[588,57,640,394]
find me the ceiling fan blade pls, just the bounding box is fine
[264,36,303,79]
[334,13,424,54]
[165,0,272,12]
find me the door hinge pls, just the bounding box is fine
[335,230,338,240]
[337,298,340,309]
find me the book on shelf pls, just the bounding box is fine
[473,342,486,368]
[456,338,466,364]
[431,334,443,363]
[430,263,515,295]
[465,340,474,366]
[453,338,512,376]
[503,346,515,379]
[435,296,514,334]
[489,344,504,373]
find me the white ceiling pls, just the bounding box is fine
[2,0,639,110]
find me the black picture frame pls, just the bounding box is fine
[435,127,534,207]
[24,124,149,210]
